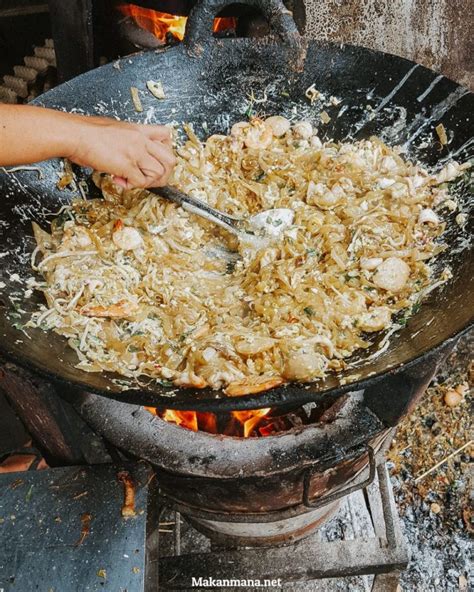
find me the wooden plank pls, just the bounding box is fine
[367,464,404,548]
[159,536,408,588]
[0,391,28,455]
[0,360,111,465]
[0,463,153,591]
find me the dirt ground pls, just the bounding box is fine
[389,329,473,591]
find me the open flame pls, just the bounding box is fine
[118,4,237,43]
[232,408,272,438]
[145,395,349,438]
[146,407,272,438]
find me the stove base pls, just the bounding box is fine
[185,500,340,547]
[156,463,409,589]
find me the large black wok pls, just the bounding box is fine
[0,0,472,411]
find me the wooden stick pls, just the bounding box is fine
[414,440,473,483]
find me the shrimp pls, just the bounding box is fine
[231,120,273,149]
[225,375,283,396]
[112,221,143,251]
[81,300,139,318]
[264,115,290,137]
[243,124,273,150]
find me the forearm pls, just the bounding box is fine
[0,104,79,166]
[0,104,176,188]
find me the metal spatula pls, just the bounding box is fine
[150,186,294,245]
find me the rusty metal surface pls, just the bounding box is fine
[156,430,390,516]
[185,501,340,546]
[304,0,473,89]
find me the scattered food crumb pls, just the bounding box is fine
[146,80,166,99]
[75,513,92,547]
[320,111,331,124]
[389,331,473,591]
[117,470,136,517]
[455,213,467,228]
[130,87,143,112]
[57,159,75,190]
[25,484,34,501]
[444,388,463,407]
[436,123,448,146]
[443,198,458,211]
[305,84,323,104]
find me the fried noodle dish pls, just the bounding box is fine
[29,116,469,395]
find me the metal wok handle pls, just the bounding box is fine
[184,0,305,68]
[302,444,376,509]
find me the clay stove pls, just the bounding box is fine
[78,389,389,546]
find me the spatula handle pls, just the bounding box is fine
[151,186,240,234]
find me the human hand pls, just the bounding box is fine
[67,116,176,189]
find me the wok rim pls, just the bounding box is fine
[0,320,471,411]
[0,39,473,411]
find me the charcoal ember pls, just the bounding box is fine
[286,413,304,427]
[423,415,436,428]
[320,395,349,423]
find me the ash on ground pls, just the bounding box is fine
[389,329,472,592]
